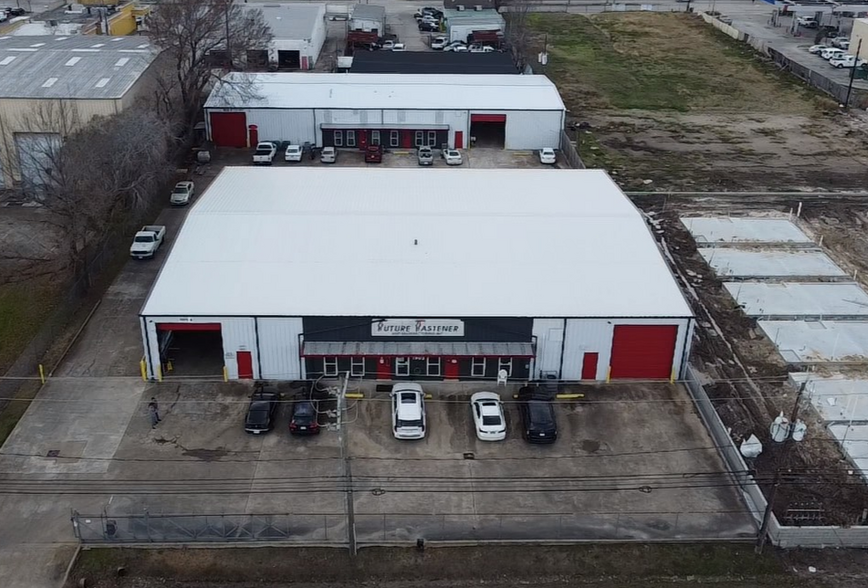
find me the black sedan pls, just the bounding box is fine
[518,387,558,444]
[290,400,321,435]
[244,391,279,434]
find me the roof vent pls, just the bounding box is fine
[0,56,17,65]
[114,57,130,67]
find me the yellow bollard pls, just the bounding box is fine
[606,366,612,384]
[38,364,45,385]
[223,366,229,382]
[140,360,147,382]
[156,364,163,382]
[670,368,677,384]
[167,360,174,373]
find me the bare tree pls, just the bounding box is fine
[147,0,272,133]
[503,0,539,71]
[16,105,174,284]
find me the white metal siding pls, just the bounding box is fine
[15,132,61,189]
[142,317,258,380]
[309,13,327,65]
[257,317,304,380]
[350,17,383,32]
[561,318,690,381]
[503,110,563,150]
[245,109,316,144]
[316,109,383,125]
[382,110,438,125]
[532,318,565,379]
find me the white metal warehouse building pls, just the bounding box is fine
[140,168,694,383]
[203,73,566,150]
[250,3,327,69]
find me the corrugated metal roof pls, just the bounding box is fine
[443,8,504,25]
[302,341,535,357]
[251,4,324,41]
[141,168,693,319]
[204,73,566,111]
[0,35,159,99]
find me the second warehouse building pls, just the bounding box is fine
[140,168,694,383]
[204,73,565,150]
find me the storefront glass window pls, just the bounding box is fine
[498,357,513,377]
[471,357,486,378]
[324,357,338,376]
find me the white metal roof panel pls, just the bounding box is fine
[141,168,691,319]
[204,72,566,111]
[0,35,159,99]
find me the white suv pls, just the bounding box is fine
[391,384,426,440]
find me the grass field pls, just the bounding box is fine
[531,13,818,113]
[527,13,868,190]
[0,280,59,372]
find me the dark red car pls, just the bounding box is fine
[364,144,383,163]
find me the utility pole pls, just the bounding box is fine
[844,38,863,110]
[685,0,692,13]
[755,381,806,554]
[337,373,356,555]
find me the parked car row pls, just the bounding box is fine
[808,43,866,68]
[391,384,559,444]
[244,386,322,436]
[252,141,338,165]
[430,36,497,53]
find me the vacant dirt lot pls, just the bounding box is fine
[531,13,868,191]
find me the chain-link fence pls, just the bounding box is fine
[71,509,754,545]
[71,510,348,544]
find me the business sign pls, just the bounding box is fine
[372,319,465,337]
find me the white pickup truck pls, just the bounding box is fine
[130,225,166,259]
[252,141,278,165]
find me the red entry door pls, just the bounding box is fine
[248,125,258,147]
[444,357,459,380]
[454,131,464,149]
[237,351,254,379]
[581,352,598,380]
[360,131,368,150]
[377,357,391,380]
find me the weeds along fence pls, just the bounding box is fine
[559,130,585,169]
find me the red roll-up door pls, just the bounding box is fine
[610,325,678,379]
[471,114,506,123]
[157,323,222,332]
[209,112,247,147]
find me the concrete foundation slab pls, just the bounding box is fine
[828,423,868,485]
[724,282,868,318]
[681,217,811,245]
[789,374,868,422]
[700,249,845,278]
[758,321,868,364]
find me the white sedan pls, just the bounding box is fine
[441,149,463,165]
[471,392,506,441]
[432,36,448,50]
[285,144,303,162]
[830,55,865,68]
[539,148,557,165]
[170,181,194,206]
[808,44,829,54]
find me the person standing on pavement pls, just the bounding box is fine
[148,397,161,428]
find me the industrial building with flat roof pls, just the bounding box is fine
[140,168,694,383]
[204,73,566,150]
[0,35,160,189]
[247,3,327,69]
